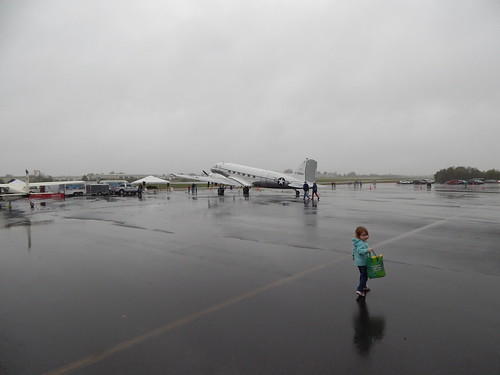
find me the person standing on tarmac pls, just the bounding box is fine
[302,181,310,200]
[352,226,373,297]
[312,182,319,200]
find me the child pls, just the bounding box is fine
[352,226,373,297]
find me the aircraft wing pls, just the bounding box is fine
[288,181,305,189]
[0,193,29,202]
[282,175,315,190]
[225,175,252,187]
[171,173,250,187]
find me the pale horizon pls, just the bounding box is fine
[1,1,499,177]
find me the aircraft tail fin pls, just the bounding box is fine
[294,159,317,182]
[25,170,30,193]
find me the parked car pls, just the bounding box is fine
[468,179,484,185]
[99,180,138,196]
[445,180,467,185]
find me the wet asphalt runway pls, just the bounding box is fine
[1,184,499,375]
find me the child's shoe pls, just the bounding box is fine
[363,285,371,292]
[356,290,365,297]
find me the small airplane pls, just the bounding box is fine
[0,170,31,203]
[172,158,318,196]
[1,171,83,205]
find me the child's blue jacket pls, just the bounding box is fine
[352,238,370,266]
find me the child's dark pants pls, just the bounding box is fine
[357,266,368,291]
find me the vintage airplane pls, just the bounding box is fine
[0,170,31,203]
[172,158,318,196]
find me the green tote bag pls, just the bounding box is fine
[367,250,386,279]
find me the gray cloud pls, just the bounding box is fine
[1,0,499,176]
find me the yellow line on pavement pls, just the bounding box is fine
[42,256,348,375]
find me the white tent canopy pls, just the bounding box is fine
[131,176,170,185]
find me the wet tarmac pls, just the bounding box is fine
[0,184,499,375]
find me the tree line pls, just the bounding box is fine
[434,167,500,182]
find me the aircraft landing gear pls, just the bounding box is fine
[295,190,300,198]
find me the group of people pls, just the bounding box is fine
[302,181,319,200]
[187,183,198,194]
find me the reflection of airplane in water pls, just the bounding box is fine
[172,158,318,197]
[2,199,57,249]
[2,209,33,249]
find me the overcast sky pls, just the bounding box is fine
[1,0,499,177]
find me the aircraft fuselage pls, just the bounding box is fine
[211,162,308,190]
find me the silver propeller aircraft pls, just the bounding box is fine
[172,158,317,196]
